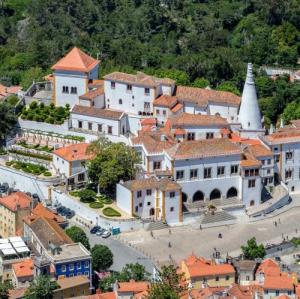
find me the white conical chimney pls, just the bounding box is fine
[269,124,275,134]
[280,118,284,128]
[238,63,262,131]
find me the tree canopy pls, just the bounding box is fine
[0,281,13,299]
[65,226,90,250]
[24,275,58,299]
[91,244,113,272]
[0,102,17,143]
[241,237,266,260]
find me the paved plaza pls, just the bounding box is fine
[117,204,300,266]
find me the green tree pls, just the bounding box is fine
[92,244,113,271]
[24,275,58,299]
[0,102,17,143]
[87,138,140,194]
[119,263,150,282]
[281,101,300,124]
[217,81,240,96]
[241,237,266,260]
[0,281,13,299]
[20,67,44,90]
[146,265,187,299]
[65,226,90,250]
[192,77,210,88]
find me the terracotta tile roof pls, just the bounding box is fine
[72,105,124,120]
[234,260,257,271]
[170,113,228,128]
[30,203,66,224]
[153,95,178,108]
[296,285,300,298]
[276,295,292,299]
[51,47,100,72]
[88,79,104,88]
[246,144,273,158]
[53,143,93,162]
[241,152,261,168]
[56,275,90,290]
[264,128,300,145]
[0,84,21,99]
[175,86,241,107]
[256,259,281,277]
[174,128,186,135]
[166,138,242,160]
[227,283,263,299]
[171,103,183,113]
[263,275,294,290]
[131,131,177,154]
[118,280,150,293]
[9,287,27,299]
[104,71,175,87]
[83,293,116,299]
[230,133,262,145]
[28,216,72,248]
[0,192,31,212]
[182,255,235,278]
[79,87,104,101]
[140,118,157,126]
[122,177,181,192]
[12,258,34,278]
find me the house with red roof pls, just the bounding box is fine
[12,258,34,288]
[51,47,100,108]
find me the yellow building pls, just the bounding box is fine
[180,254,236,288]
[0,192,31,238]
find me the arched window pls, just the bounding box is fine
[193,191,204,202]
[226,187,238,198]
[250,200,255,206]
[210,189,221,200]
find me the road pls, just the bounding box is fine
[72,222,155,273]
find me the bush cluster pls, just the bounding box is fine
[102,207,121,217]
[89,202,104,209]
[9,149,52,161]
[21,102,70,125]
[18,141,54,153]
[6,160,51,176]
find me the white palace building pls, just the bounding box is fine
[18,47,298,224]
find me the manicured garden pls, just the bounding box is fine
[9,148,52,161]
[21,101,70,124]
[17,141,54,153]
[5,160,52,176]
[69,188,119,217]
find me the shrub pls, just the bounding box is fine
[89,202,104,209]
[69,190,80,197]
[102,207,121,217]
[8,149,52,161]
[5,161,13,166]
[43,171,52,176]
[78,189,96,203]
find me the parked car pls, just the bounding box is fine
[65,210,75,219]
[96,228,105,236]
[101,230,111,238]
[90,226,101,234]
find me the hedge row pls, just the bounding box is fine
[9,149,52,161]
[6,160,52,176]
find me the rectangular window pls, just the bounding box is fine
[217,166,225,176]
[111,81,115,89]
[69,263,74,271]
[215,276,219,281]
[119,99,123,105]
[231,165,239,175]
[146,189,152,196]
[145,88,150,95]
[275,290,279,296]
[84,261,89,268]
[88,122,92,130]
[135,206,138,213]
[147,202,151,206]
[153,161,161,170]
[85,271,89,276]
[98,124,102,132]
[77,262,81,269]
[246,275,250,281]
[139,203,142,207]
[187,132,195,141]
[78,173,85,182]
[206,132,214,139]
[204,168,212,179]
[78,121,82,129]
[170,192,175,198]
[176,170,184,180]
[156,109,160,115]
[163,110,166,116]
[286,152,293,160]
[267,159,271,165]
[108,126,112,134]
[190,169,198,180]
[61,265,66,272]
[144,102,150,109]
[275,155,280,163]
[127,84,132,91]
[71,87,77,94]
[137,191,142,198]
[248,179,256,188]
[285,169,292,179]
[62,86,69,93]
[170,207,174,212]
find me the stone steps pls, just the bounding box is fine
[147,220,169,231]
[186,197,241,210]
[201,211,236,224]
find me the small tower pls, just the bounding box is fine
[238,63,265,138]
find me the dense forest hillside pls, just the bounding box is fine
[1,0,300,125]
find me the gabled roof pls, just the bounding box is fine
[56,275,90,290]
[256,258,281,277]
[51,47,99,72]
[153,95,178,108]
[263,275,294,290]
[117,280,150,293]
[79,87,104,101]
[246,144,273,158]
[0,192,31,212]
[263,128,300,145]
[53,143,93,162]
[29,203,66,224]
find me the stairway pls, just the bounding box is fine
[201,211,236,224]
[147,220,169,231]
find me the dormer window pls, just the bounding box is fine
[111,82,116,89]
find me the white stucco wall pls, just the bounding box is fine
[208,104,239,123]
[116,184,132,215]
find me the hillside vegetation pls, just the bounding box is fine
[1,0,300,125]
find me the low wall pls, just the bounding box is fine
[51,189,144,232]
[0,165,61,202]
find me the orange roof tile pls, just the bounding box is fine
[72,105,124,120]
[174,128,186,135]
[79,87,104,101]
[170,113,228,128]
[31,203,66,224]
[53,143,93,162]
[171,103,183,113]
[84,293,116,299]
[264,128,300,145]
[118,280,150,293]
[140,118,157,126]
[263,275,294,290]
[51,47,99,72]
[230,133,262,145]
[166,138,242,160]
[276,295,292,299]
[12,258,34,278]
[56,275,90,289]
[256,259,281,277]
[0,84,21,98]
[176,86,241,107]
[153,95,178,108]
[247,144,273,158]
[0,192,31,212]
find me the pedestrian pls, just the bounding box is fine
[150,230,153,238]
[296,229,298,234]
[200,224,202,230]
[169,229,171,235]
[275,221,277,227]
[168,241,171,248]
